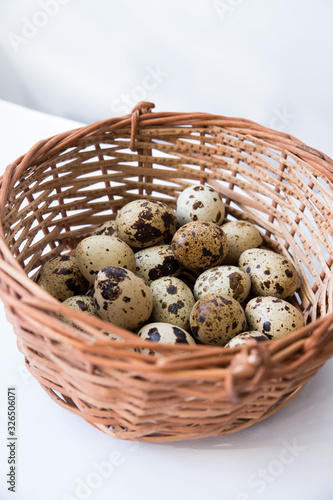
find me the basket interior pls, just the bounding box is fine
[3,124,333,326]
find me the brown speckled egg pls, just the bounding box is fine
[190,293,246,346]
[245,296,304,340]
[177,184,225,226]
[221,221,263,265]
[135,244,181,285]
[171,221,229,270]
[137,322,196,356]
[59,295,98,329]
[93,266,153,331]
[115,199,176,248]
[225,331,269,348]
[93,220,117,237]
[150,277,195,331]
[76,235,136,284]
[36,255,88,301]
[239,248,298,299]
[194,265,251,303]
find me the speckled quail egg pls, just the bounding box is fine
[137,322,196,356]
[135,244,181,284]
[245,296,304,340]
[59,295,98,329]
[93,266,153,331]
[194,265,251,303]
[221,221,263,265]
[225,331,269,348]
[171,221,229,270]
[190,293,246,346]
[60,295,126,341]
[176,184,225,226]
[36,255,88,301]
[93,220,117,237]
[150,277,195,331]
[239,248,298,299]
[76,235,136,284]
[115,199,176,248]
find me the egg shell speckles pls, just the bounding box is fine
[62,295,97,315]
[92,220,117,237]
[190,293,246,346]
[150,277,195,331]
[115,199,177,248]
[135,245,181,285]
[76,235,136,284]
[161,223,178,244]
[245,296,304,340]
[225,331,269,348]
[137,322,196,356]
[222,221,263,265]
[176,184,225,226]
[239,248,298,299]
[36,255,88,301]
[59,295,98,329]
[93,266,153,331]
[194,265,251,303]
[171,221,229,270]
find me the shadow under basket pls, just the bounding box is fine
[1,102,333,442]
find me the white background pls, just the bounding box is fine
[0,0,333,158]
[1,1,333,499]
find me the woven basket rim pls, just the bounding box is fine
[2,102,333,177]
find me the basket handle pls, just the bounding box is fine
[225,342,271,402]
[130,101,155,152]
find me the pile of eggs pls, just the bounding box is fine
[35,185,304,354]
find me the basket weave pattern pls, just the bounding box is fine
[1,102,333,441]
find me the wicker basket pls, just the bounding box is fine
[1,101,333,442]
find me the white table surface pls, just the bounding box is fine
[0,100,332,500]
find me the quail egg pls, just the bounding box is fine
[239,248,298,299]
[225,331,269,348]
[194,265,251,303]
[36,255,88,301]
[171,221,229,270]
[76,235,136,284]
[137,322,196,356]
[190,293,246,346]
[93,220,117,237]
[150,277,195,331]
[135,244,181,285]
[245,296,304,340]
[93,266,153,331]
[59,295,98,329]
[221,221,263,265]
[176,184,225,226]
[115,199,176,248]
[59,294,125,341]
